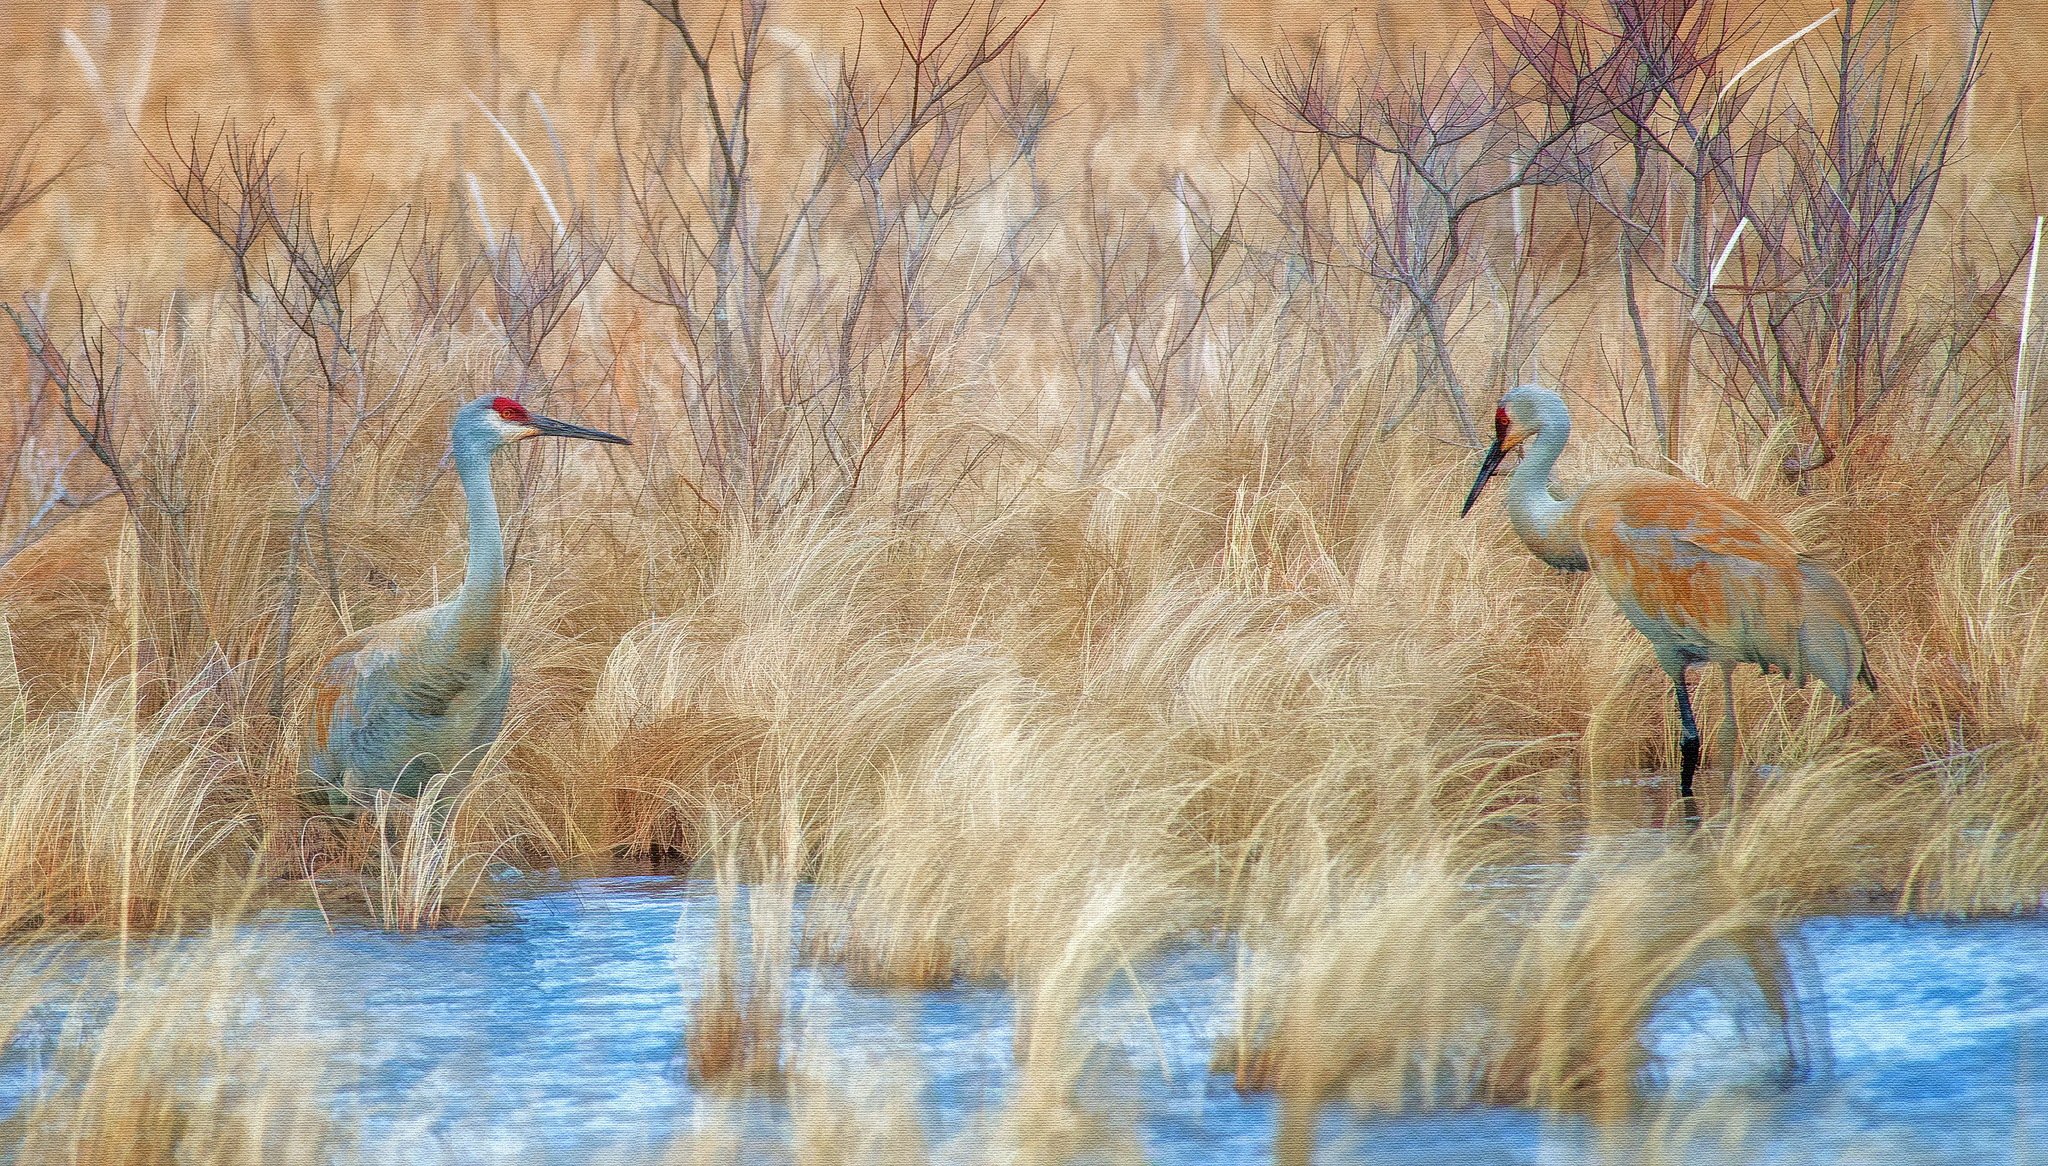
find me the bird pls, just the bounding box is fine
[1460,384,1875,817]
[304,394,629,812]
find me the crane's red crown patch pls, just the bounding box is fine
[491,397,532,423]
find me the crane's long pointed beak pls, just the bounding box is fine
[527,413,631,445]
[1460,437,1506,517]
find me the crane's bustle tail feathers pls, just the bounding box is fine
[1794,558,1871,706]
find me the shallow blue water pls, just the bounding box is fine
[1,875,2044,1163]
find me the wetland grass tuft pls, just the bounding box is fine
[0,0,2040,1152]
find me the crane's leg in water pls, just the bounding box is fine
[1719,663,1740,817]
[1667,662,1701,828]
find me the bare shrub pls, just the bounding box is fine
[1252,28,1620,441]
[611,0,1046,518]
[1652,0,1995,476]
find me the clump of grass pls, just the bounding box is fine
[684,921,789,1091]
[681,829,796,1092]
[1215,847,1502,1107]
[0,674,250,934]
[810,710,1193,991]
[788,1063,931,1166]
[5,928,350,1165]
[1707,745,1923,905]
[359,773,510,931]
[1483,847,1808,1115]
[1220,843,1813,1154]
[1899,740,2048,915]
[1924,492,2048,743]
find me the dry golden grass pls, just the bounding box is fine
[2,930,347,1166]
[0,0,2042,1153]
[681,830,799,1091]
[0,673,252,933]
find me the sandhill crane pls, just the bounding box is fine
[1460,385,1875,816]
[305,395,628,810]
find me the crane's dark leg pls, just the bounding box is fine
[1668,663,1701,828]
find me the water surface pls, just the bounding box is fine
[0,874,2041,1163]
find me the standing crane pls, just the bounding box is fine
[1460,385,1875,817]
[305,395,628,810]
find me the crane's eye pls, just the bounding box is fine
[491,397,532,424]
[1494,405,1510,438]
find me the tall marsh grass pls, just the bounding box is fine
[2,931,348,1166]
[0,0,2042,1148]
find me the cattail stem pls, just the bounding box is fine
[468,91,567,240]
[117,523,140,975]
[1714,9,1840,120]
[2013,215,2043,495]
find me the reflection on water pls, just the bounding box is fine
[0,874,2043,1163]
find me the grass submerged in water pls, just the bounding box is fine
[0,0,2045,1158]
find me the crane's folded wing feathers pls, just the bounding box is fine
[1574,471,1807,671]
[307,609,491,789]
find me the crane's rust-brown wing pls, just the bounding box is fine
[307,632,374,762]
[305,612,432,759]
[1573,470,1805,664]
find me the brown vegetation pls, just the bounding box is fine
[0,0,2043,1157]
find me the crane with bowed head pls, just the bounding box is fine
[1460,385,1875,819]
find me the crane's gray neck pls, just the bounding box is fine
[1505,419,1586,571]
[454,443,507,615]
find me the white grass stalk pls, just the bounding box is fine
[1510,188,1526,268]
[468,91,567,240]
[126,0,168,123]
[1509,152,1529,268]
[1706,218,1749,294]
[2013,215,2043,494]
[464,172,498,256]
[1693,217,1750,324]
[526,90,578,206]
[769,26,819,72]
[61,29,118,131]
[1715,9,1840,115]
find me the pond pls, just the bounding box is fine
[0,874,2042,1163]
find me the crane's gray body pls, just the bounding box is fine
[1468,385,1875,810]
[304,395,625,809]
[306,604,513,805]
